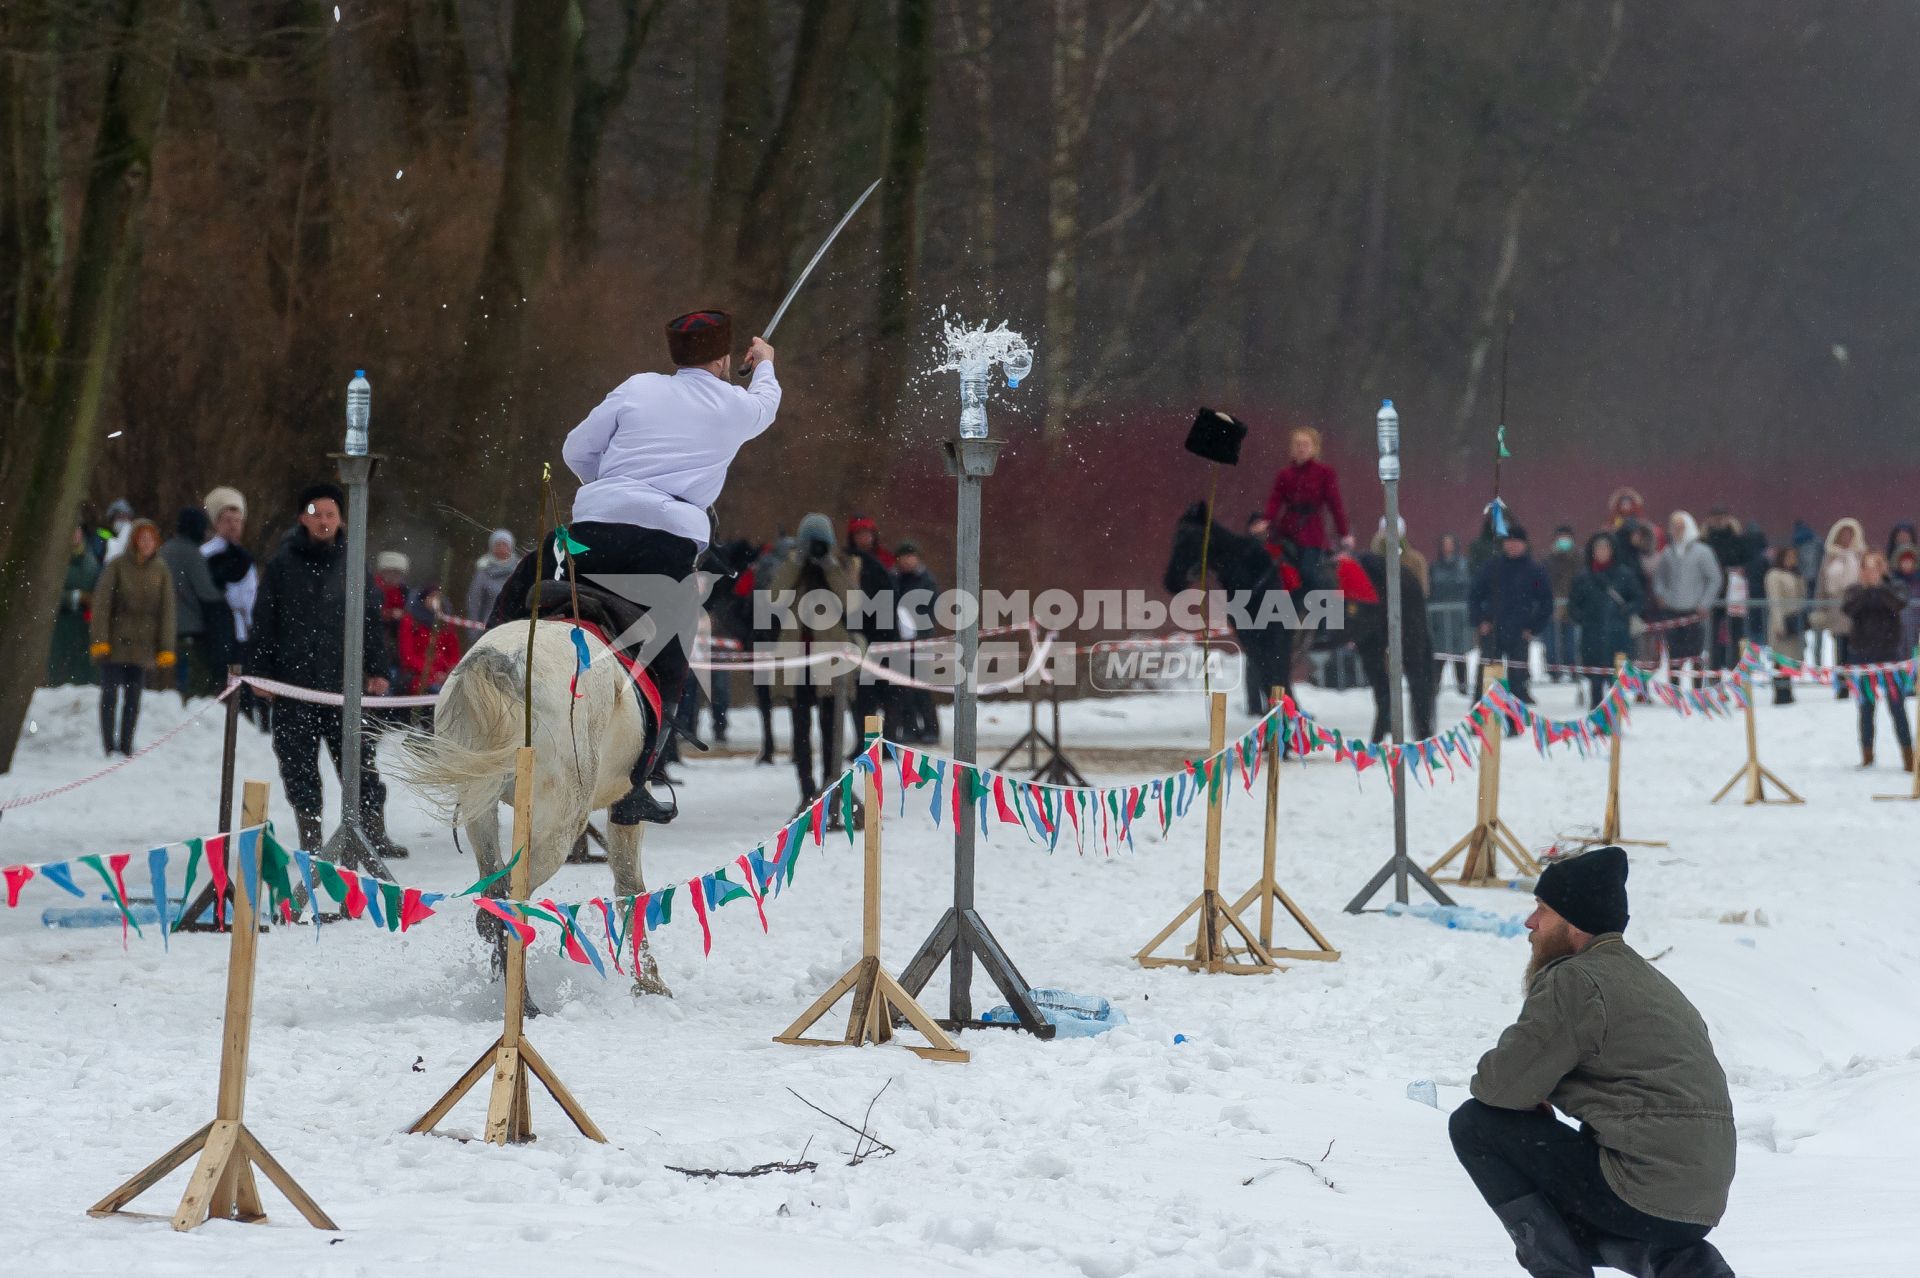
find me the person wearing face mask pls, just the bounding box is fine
[1544,525,1581,682]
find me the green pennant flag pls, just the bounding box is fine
[840,772,857,841]
[657,884,675,923]
[178,838,204,906]
[557,525,590,556]
[379,882,405,931]
[458,849,522,897]
[260,832,296,914]
[709,869,750,907]
[1497,424,1512,458]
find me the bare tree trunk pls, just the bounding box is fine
[0,11,64,447]
[844,0,933,509]
[702,0,773,288]
[564,0,663,261]
[260,2,335,443]
[967,0,995,283]
[1042,0,1086,440]
[451,0,582,520]
[0,0,187,772]
[730,0,861,326]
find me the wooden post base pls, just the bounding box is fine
[1427,819,1541,886]
[1710,760,1804,806]
[1220,879,1340,963]
[774,955,969,1063]
[90,1118,336,1232]
[1138,888,1277,974]
[409,1035,607,1145]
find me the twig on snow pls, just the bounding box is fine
[786,1082,896,1164]
[668,1138,818,1180]
[1242,1140,1339,1191]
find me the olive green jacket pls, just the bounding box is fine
[1470,933,1736,1226]
[91,538,177,670]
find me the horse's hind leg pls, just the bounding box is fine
[607,820,670,998]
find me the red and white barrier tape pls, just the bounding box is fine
[237,674,441,709]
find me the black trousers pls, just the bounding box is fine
[790,684,839,801]
[490,520,698,713]
[1480,635,1534,704]
[1450,1100,1711,1251]
[1859,685,1913,752]
[271,701,387,821]
[1587,673,1611,710]
[99,662,144,753]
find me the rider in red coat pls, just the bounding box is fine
[1262,426,1352,584]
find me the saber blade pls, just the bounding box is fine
[761,177,883,343]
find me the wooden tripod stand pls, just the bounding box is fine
[1138,693,1276,974]
[776,719,969,1062]
[1599,656,1667,846]
[1711,655,1804,806]
[1218,688,1339,964]
[91,781,336,1232]
[1427,663,1541,885]
[988,676,1089,786]
[411,747,607,1144]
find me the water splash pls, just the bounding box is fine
[932,309,1035,438]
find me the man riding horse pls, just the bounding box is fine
[490,310,780,825]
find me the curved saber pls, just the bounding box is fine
[760,177,883,343]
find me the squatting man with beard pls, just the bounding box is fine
[1450,846,1737,1277]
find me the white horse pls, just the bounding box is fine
[394,619,669,996]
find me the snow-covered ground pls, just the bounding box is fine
[2,675,1915,1276]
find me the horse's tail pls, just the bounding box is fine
[391,643,525,827]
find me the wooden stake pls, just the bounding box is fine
[776,718,969,1062]
[1211,687,1339,963]
[411,747,609,1143]
[1874,682,1920,801]
[1427,663,1541,885]
[1600,655,1668,846]
[1710,648,1804,806]
[1138,693,1278,974]
[91,781,337,1232]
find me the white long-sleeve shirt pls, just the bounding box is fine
[562,363,781,547]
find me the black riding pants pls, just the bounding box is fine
[1449,1100,1712,1251]
[270,701,388,822]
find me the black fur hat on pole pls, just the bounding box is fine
[1185,407,1247,466]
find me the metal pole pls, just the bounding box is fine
[1384,471,1409,903]
[326,452,389,879]
[218,665,242,834]
[950,461,983,1024]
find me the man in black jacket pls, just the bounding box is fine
[1470,524,1554,706]
[892,541,941,743]
[248,483,402,856]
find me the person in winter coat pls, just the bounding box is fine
[765,513,859,816]
[464,529,517,624]
[1891,545,1920,658]
[1566,533,1643,708]
[698,535,763,745]
[200,487,257,663]
[1544,526,1580,683]
[1888,520,1917,560]
[1841,551,1913,771]
[1700,508,1754,671]
[892,541,941,744]
[1430,533,1472,694]
[1790,519,1821,596]
[1262,426,1350,588]
[846,515,895,571]
[397,585,462,694]
[89,519,175,755]
[748,535,795,764]
[1451,847,1736,1278]
[1651,511,1721,673]
[1469,524,1553,706]
[48,524,102,687]
[98,498,136,563]
[373,551,410,685]
[248,483,401,857]
[1468,507,1504,577]
[1813,517,1866,698]
[160,507,228,700]
[1764,546,1807,705]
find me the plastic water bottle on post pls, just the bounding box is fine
[346,369,371,455]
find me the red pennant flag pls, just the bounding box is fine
[737,854,769,932]
[475,897,534,946]
[688,877,712,955]
[900,749,920,787]
[993,774,1019,825]
[341,872,367,920]
[868,746,885,812]
[631,893,650,973]
[399,887,436,931]
[5,864,35,908]
[539,898,595,966]
[205,833,230,929]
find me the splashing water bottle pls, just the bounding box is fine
[346,369,371,455]
[958,351,989,438]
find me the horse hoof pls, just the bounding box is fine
[630,975,673,999]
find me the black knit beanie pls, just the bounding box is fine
[1535,845,1629,935]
